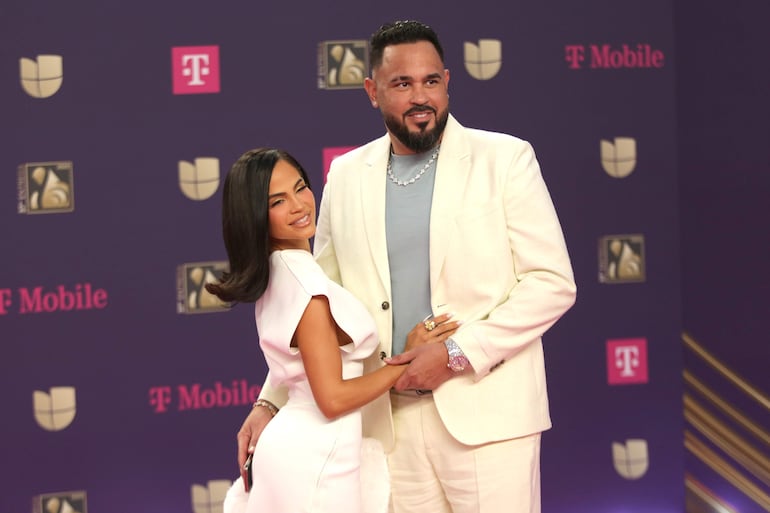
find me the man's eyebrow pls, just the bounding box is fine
[389,75,414,83]
[389,72,443,84]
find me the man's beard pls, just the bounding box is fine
[384,106,449,153]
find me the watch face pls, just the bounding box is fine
[448,356,466,372]
[445,339,467,372]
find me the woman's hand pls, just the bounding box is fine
[236,403,276,491]
[403,313,460,352]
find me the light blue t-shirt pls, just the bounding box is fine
[385,147,438,355]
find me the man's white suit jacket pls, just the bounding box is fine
[262,114,576,451]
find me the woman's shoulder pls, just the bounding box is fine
[256,250,329,341]
[270,250,328,296]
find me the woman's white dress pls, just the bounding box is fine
[244,249,381,513]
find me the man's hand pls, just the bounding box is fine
[387,342,454,391]
[236,404,274,491]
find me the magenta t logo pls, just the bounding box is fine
[322,146,357,182]
[607,338,648,385]
[172,46,220,95]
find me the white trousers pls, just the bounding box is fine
[388,393,541,513]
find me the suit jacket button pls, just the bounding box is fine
[381,301,390,310]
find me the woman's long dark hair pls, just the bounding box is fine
[205,148,311,303]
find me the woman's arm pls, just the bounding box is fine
[296,296,459,419]
[295,296,403,419]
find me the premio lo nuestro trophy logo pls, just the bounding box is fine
[598,234,645,283]
[177,261,229,314]
[32,490,86,513]
[317,40,368,90]
[18,161,74,214]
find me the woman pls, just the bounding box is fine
[206,148,457,513]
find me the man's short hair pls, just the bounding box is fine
[369,20,445,72]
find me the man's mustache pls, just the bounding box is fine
[404,106,436,116]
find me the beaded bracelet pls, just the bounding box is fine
[253,399,279,417]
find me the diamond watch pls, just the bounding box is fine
[444,338,469,372]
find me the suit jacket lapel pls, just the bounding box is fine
[360,135,393,296]
[429,115,471,293]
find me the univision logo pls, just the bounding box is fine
[20,55,63,98]
[191,480,231,513]
[33,387,76,431]
[464,39,502,80]
[179,158,220,200]
[612,438,649,479]
[600,137,637,178]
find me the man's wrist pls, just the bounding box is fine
[444,338,469,372]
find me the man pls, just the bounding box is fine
[241,20,576,513]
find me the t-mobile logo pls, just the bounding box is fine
[172,46,220,95]
[607,338,648,385]
[182,54,210,85]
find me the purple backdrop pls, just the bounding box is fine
[0,1,718,512]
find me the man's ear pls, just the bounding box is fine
[364,77,378,108]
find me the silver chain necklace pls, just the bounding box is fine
[386,147,439,186]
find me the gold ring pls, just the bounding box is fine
[424,319,436,331]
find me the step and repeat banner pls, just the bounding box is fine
[1,1,683,512]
